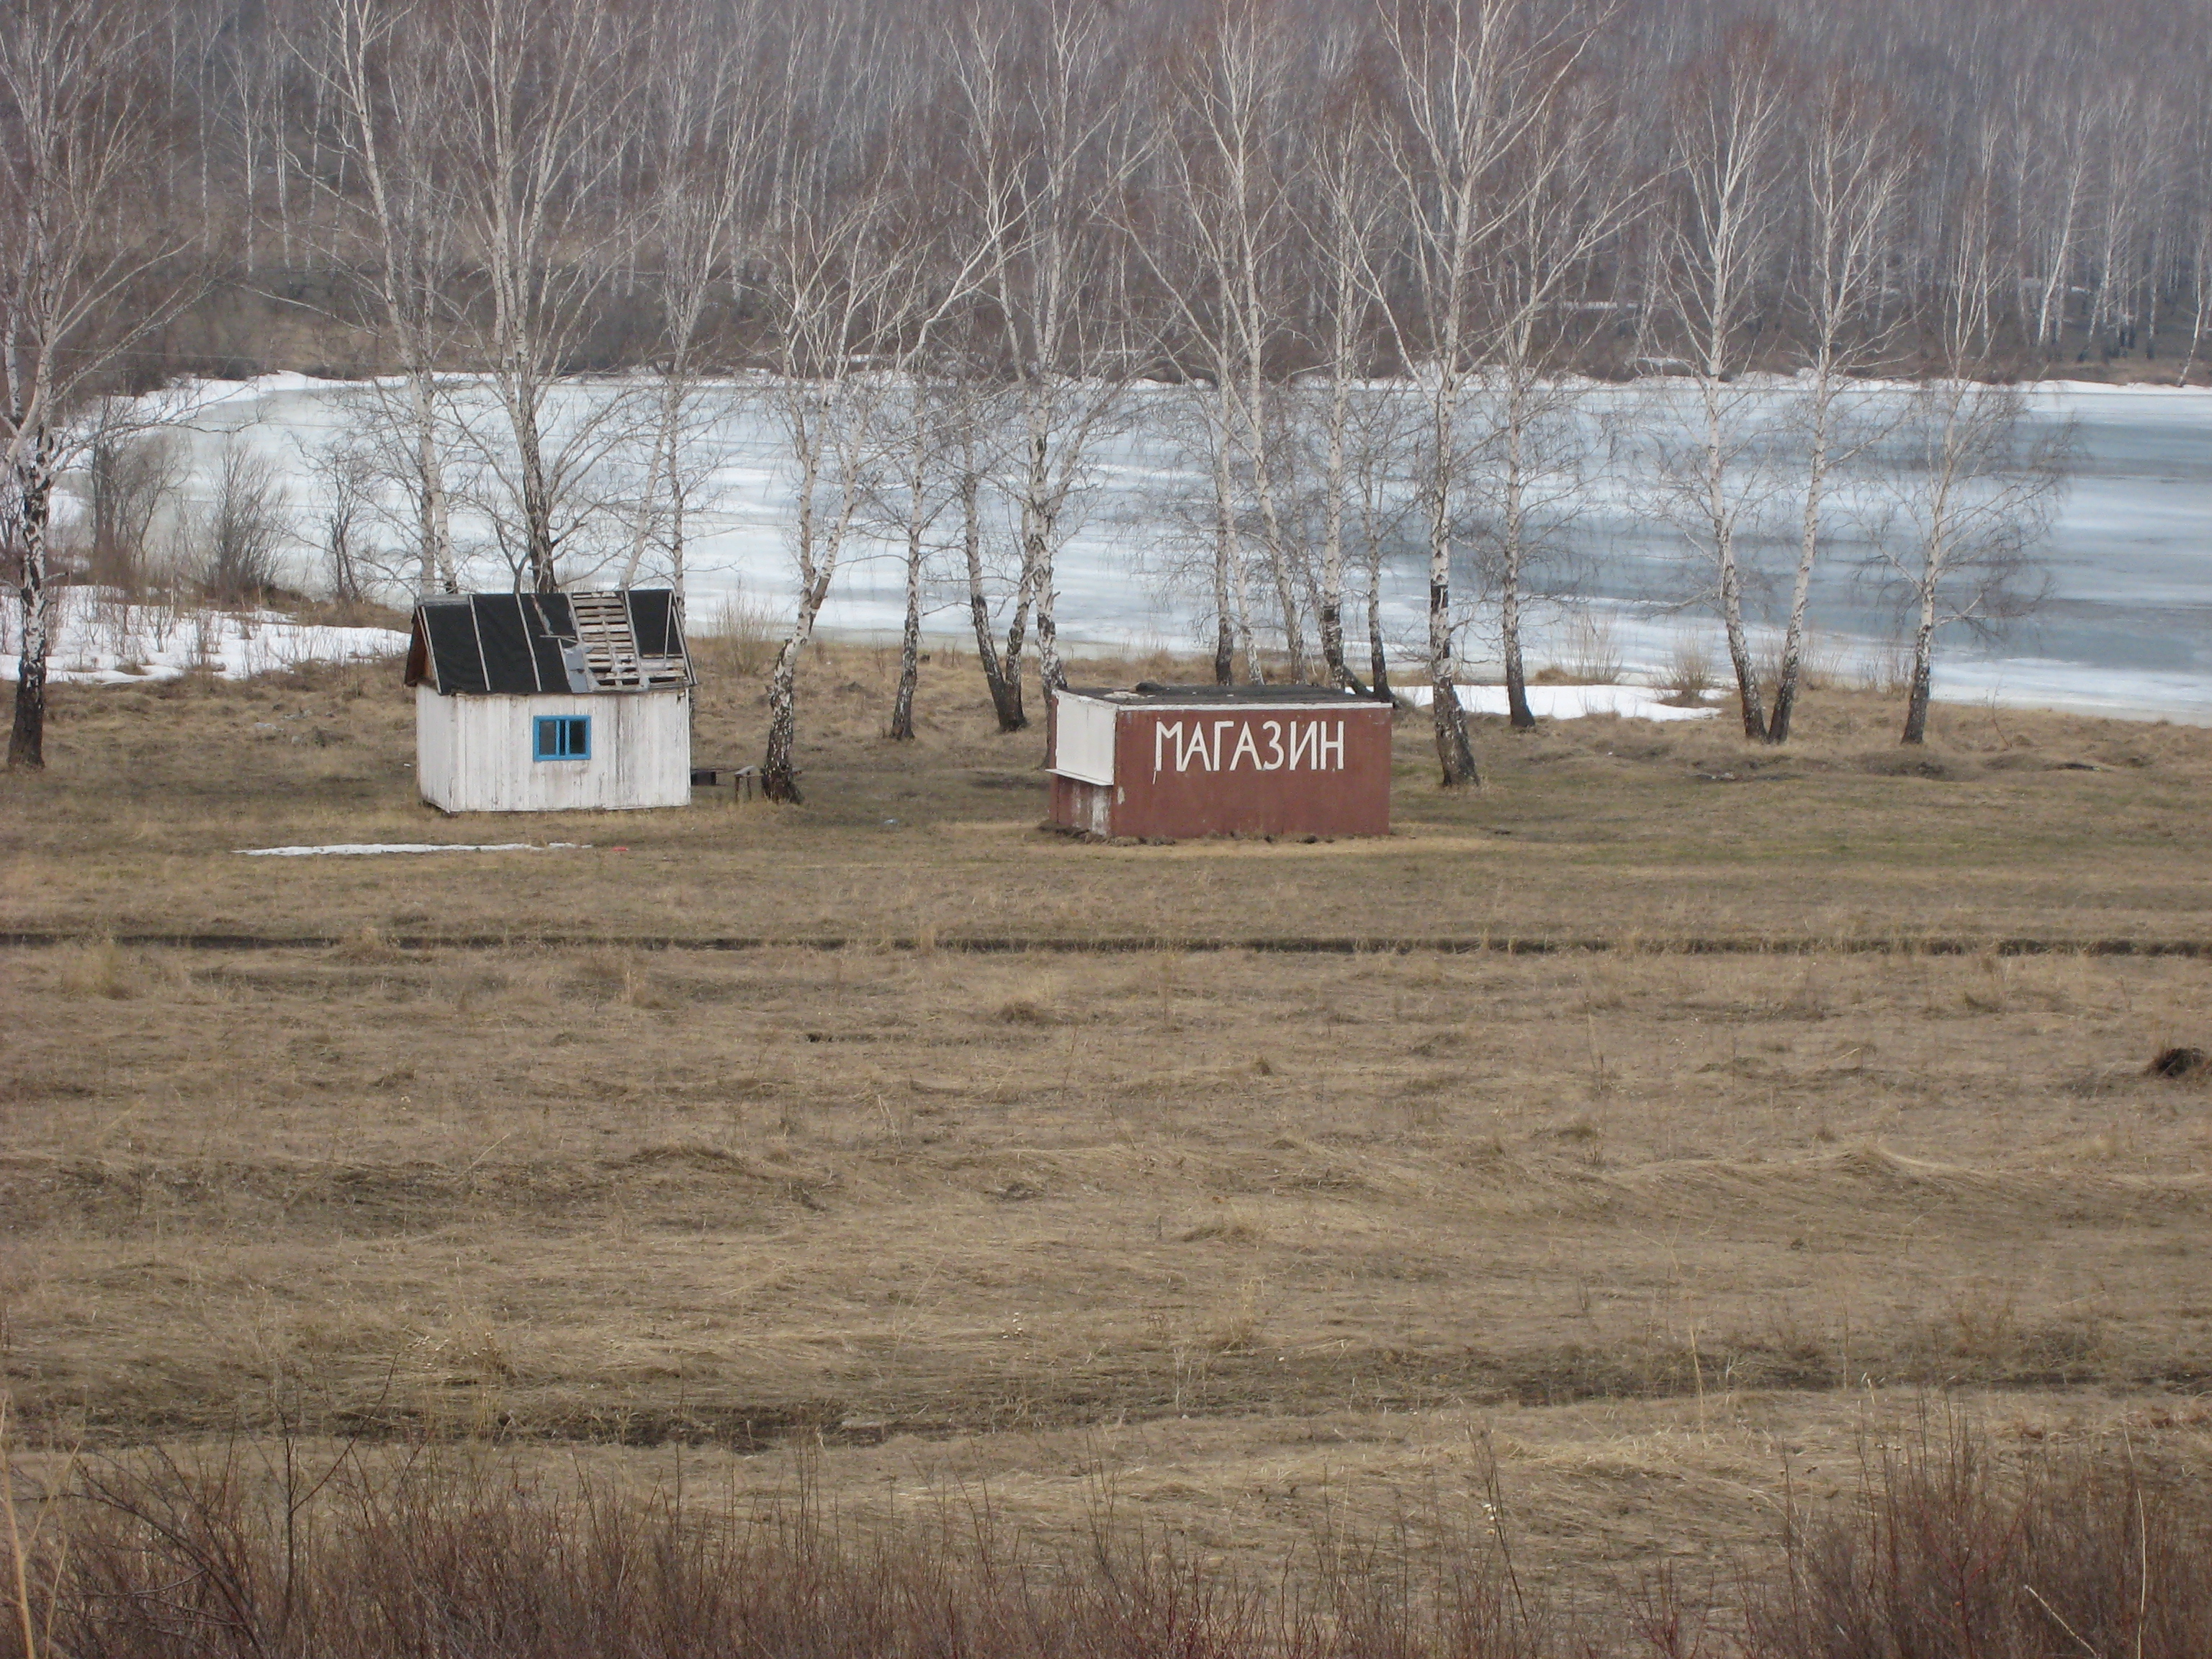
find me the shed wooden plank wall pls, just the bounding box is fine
[415,688,691,812]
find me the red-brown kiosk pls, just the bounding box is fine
[1047,684,1393,840]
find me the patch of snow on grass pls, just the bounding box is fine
[2,587,408,685]
[1403,683,1717,721]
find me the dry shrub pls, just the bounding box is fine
[1554,612,1624,685]
[3,1439,1556,1659]
[327,925,403,965]
[2146,1046,2207,1080]
[1852,642,1917,699]
[1744,1419,2212,1659]
[701,587,781,681]
[1658,634,1719,706]
[566,950,678,1008]
[58,939,139,1000]
[197,444,295,606]
[7,1421,2211,1658]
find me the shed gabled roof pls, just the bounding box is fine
[404,590,693,696]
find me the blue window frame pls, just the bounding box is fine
[534,714,590,761]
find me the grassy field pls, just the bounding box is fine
[4,634,2211,945]
[5,637,2212,1619]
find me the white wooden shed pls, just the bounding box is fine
[403,589,694,813]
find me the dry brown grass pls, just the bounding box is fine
[3,639,2211,946]
[6,940,2210,1450]
[4,642,2212,1611]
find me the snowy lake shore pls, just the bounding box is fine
[31,372,2212,724]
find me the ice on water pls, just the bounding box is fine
[87,374,2212,724]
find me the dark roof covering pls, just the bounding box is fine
[626,589,683,659]
[1062,683,1385,706]
[404,590,693,696]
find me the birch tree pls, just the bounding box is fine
[757,205,899,801]
[618,0,765,603]
[2019,87,2095,359]
[958,0,1139,706]
[1766,68,1909,742]
[1653,21,1792,740]
[439,0,644,593]
[1373,0,1593,785]
[755,22,914,803]
[1472,65,1637,729]
[3,0,197,770]
[873,151,996,742]
[1866,175,2067,746]
[1147,0,1306,683]
[1298,49,1395,693]
[1344,382,1423,700]
[307,0,460,596]
[940,366,1026,730]
[1140,17,1258,684]
[2178,119,2212,387]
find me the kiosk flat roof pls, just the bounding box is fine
[1062,683,1382,706]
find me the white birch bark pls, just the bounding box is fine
[1,0,198,768]
[1657,24,1791,740]
[1768,72,1908,743]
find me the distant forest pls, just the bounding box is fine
[102,0,2212,386]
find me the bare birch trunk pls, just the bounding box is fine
[619,379,678,589]
[1318,598,1355,693]
[409,372,453,595]
[961,466,1024,731]
[666,415,688,601]
[763,624,812,799]
[1209,392,1242,683]
[1901,597,1938,745]
[6,438,55,770]
[1318,467,1352,693]
[1425,396,1479,786]
[1498,410,1533,730]
[1367,564,1391,703]
[891,559,923,739]
[1231,530,1260,683]
[1718,554,1764,739]
[1704,381,1766,738]
[1001,580,1034,727]
[1317,372,1359,692]
[763,428,832,801]
[1241,374,1303,680]
[513,390,559,593]
[1498,602,1531,729]
[889,432,926,741]
[1767,400,1829,743]
[1022,430,1066,697]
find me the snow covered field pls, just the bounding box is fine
[1406,683,1717,721]
[0,585,407,685]
[53,372,2212,722]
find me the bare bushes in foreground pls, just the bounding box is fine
[1,1442,1539,1659]
[6,1418,2211,1658]
[1743,1419,2212,1658]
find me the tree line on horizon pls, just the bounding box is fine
[4,0,2192,783]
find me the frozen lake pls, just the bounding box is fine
[109,374,2212,724]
